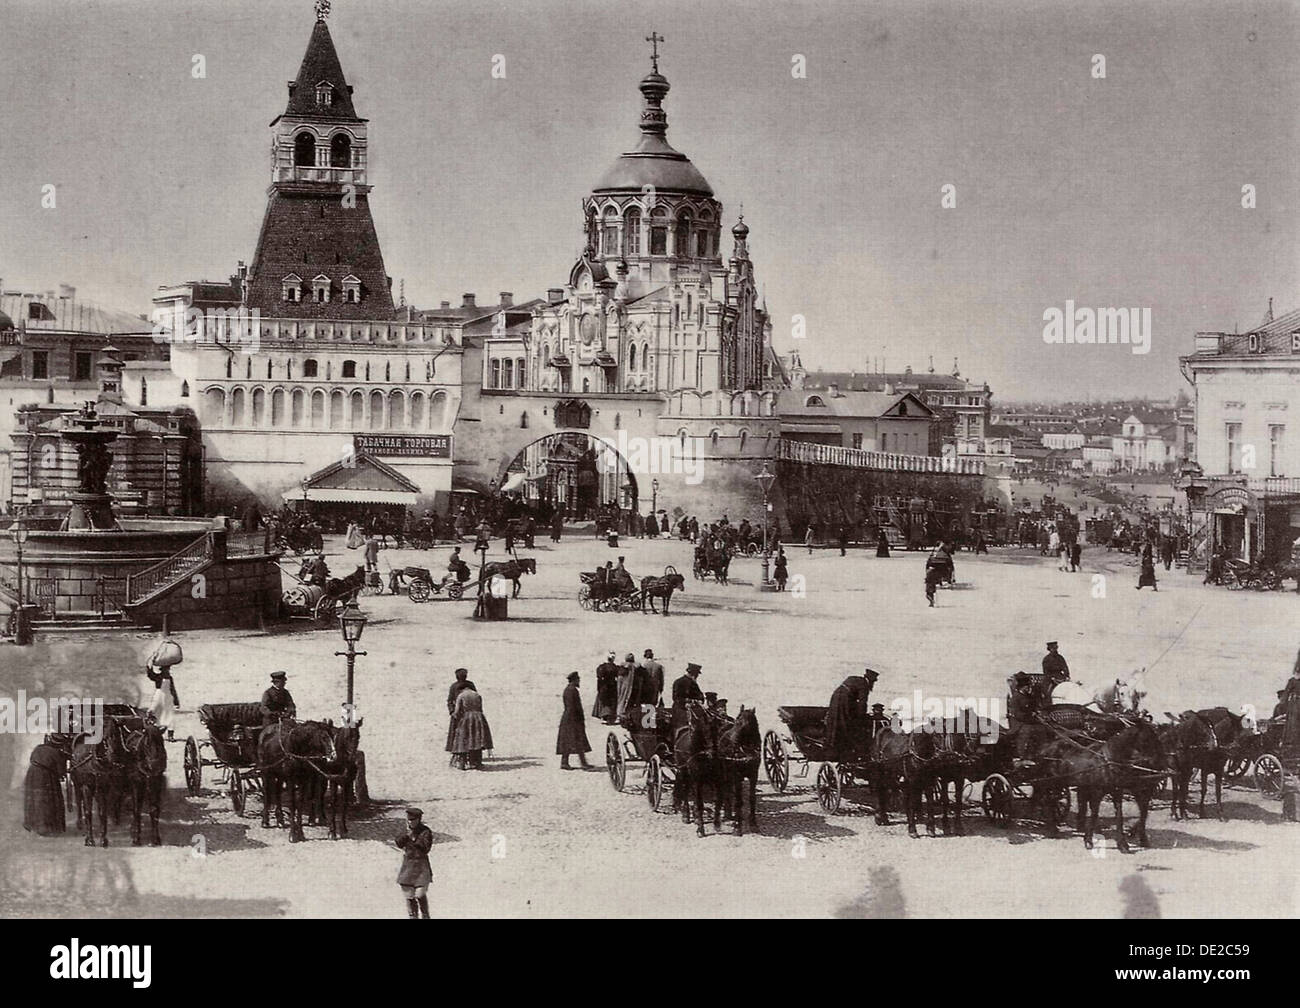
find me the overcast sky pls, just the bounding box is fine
[1,0,1296,400]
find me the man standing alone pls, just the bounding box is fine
[394,808,433,918]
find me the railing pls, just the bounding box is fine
[272,165,367,185]
[125,531,215,605]
[1248,477,1300,495]
[777,439,985,475]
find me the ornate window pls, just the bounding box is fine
[675,212,692,256]
[650,207,668,255]
[311,275,331,304]
[180,380,189,398]
[341,275,361,303]
[316,82,334,107]
[281,274,303,302]
[330,132,351,168]
[624,208,641,255]
[602,206,619,257]
[629,344,637,371]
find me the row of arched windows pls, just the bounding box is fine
[294,131,353,169]
[587,205,719,259]
[201,386,449,432]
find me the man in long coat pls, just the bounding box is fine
[670,662,705,730]
[557,672,592,769]
[641,649,665,706]
[1279,664,1300,821]
[592,651,619,722]
[824,670,878,761]
[394,807,433,919]
[615,653,639,722]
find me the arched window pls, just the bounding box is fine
[230,388,246,426]
[805,395,826,407]
[291,389,306,427]
[601,206,619,257]
[310,390,325,428]
[341,360,357,379]
[675,212,692,256]
[409,392,425,430]
[348,391,364,428]
[650,207,668,255]
[389,390,406,428]
[252,387,266,426]
[629,344,637,371]
[330,133,351,169]
[202,388,225,426]
[582,377,590,393]
[586,207,598,251]
[294,132,315,168]
[642,342,649,373]
[302,358,318,378]
[520,411,529,429]
[271,388,285,426]
[369,390,384,429]
[624,208,641,255]
[329,390,344,428]
[429,391,446,430]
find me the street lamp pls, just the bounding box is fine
[335,601,368,707]
[755,462,777,585]
[651,478,659,518]
[9,509,30,645]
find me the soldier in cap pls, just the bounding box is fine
[260,671,296,728]
[394,807,433,918]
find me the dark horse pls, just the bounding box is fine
[316,717,363,840]
[119,719,167,846]
[1159,707,1257,821]
[70,716,166,847]
[717,706,761,835]
[640,573,685,615]
[1041,720,1167,852]
[871,725,947,837]
[673,702,722,837]
[259,719,335,842]
[478,558,537,598]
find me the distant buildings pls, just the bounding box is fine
[1180,301,1300,567]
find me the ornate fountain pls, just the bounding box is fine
[60,400,120,531]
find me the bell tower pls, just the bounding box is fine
[244,3,396,319]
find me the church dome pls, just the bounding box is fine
[591,68,714,198]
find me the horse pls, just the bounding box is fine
[693,541,730,583]
[258,719,335,843]
[640,572,685,615]
[870,718,975,838]
[69,719,129,847]
[1040,720,1166,852]
[717,706,761,835]
[922,710,984,837]
[1090,670,1147,715]
[673,702,722,837]
[325,565,366,601]
[1159,706,1257,820]
[119,718,167,846]
[477,558,537,598]
[321,717,363,840]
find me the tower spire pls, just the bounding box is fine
[315,0,331,22]
[645,31,664,73]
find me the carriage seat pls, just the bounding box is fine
[778,706,829,739]
[198,702,265,736]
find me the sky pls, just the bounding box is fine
[1,0,1296,400]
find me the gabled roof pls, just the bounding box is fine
[302,452,420,494]
[776,389,935,420]
[279,20,360,121]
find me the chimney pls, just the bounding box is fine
[828,383,840,398]
[499,291,513,307]
[236,260,247,280]
[58,283,76,300]
[439,301,450,310]
[462,293,476,308]
[547,288,565,303]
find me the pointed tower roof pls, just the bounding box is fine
[279,19,360,121]
[592,38,713,197]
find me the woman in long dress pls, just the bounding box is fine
[23,742,67,836]
[1136,544,1158,591]
[446,687,493,770]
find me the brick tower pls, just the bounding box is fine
[244,6,396,319]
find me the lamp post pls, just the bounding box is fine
[10,509,30,645]
[335,601,368,707]
[755,462,777,586]
[651,478,659,520]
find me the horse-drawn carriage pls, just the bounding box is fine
[276,521,323,555]
[382,564,466,601]
[608,700,762,835]
[693,537,732,583]
[579,566,684,613]
[185,703,266,815]
[762,705,901,816]
[281,564,365,621]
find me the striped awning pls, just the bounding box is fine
[281,488,419,504]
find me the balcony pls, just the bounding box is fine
[272,165,368,186]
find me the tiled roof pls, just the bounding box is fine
[776,389,933,419]
[281,21,359,121]
[1,293,151,335]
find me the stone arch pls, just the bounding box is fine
[330,389,345,428]
[429,390,448,429]
[311,389,326,428]
[251,386,266,427]
[329,131,352,169]
[409,390,425,430]
[294,131,315,167]
[230,387,247,426]
[389,389,406,428]
[271,387,286,427]
[202,387,225,426]
[349,390,364,428]
[291,388,306,427]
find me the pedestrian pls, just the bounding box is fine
[875,527,890,558]
[1069,541,1082,572]
[925,560,943,606]
[1160,536,1174,571]
[1204,548,1224,585]
[446,683,493,769]
[394,807,433,919]
[364,534,380,573]
[550,510,563,543]
[557,672,593,770]
[615,652,638,721]
[592,650,619,722]
[504,523,515,553]
[774,547,788,590]
[1136,544,1158,591]
[23,740,67,836]
[659,512,669,537]
[446,667,476,716]
[805,522,815,555]
[346,520,364,550]
[838,524,849,557]
[641,648,665,705]
[689,516,699,543]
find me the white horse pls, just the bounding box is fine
[1085,668,1148,715]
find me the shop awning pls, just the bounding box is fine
[281,488,419,505]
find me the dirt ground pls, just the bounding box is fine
[3,533,1298,918]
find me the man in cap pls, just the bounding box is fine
[394,807,433,918]
[671,662,706,730]
[260,671,297,729]
[825,669,879,761]
[1041,642,1070,683]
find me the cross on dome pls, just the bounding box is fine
[645,31,664,73]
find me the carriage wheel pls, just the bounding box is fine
[183,737,201,795]
[1254,753,1283,797]
[409,579,431,603]
[763,731,790,793]
[816,763,842,815]
[646,755,665,811]
[1223,754,1251,781]
[230,769,246,816]
[449,582,464,600]
[578,587,592,610]
[981,774,1012,826]
[605,733,627,792]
